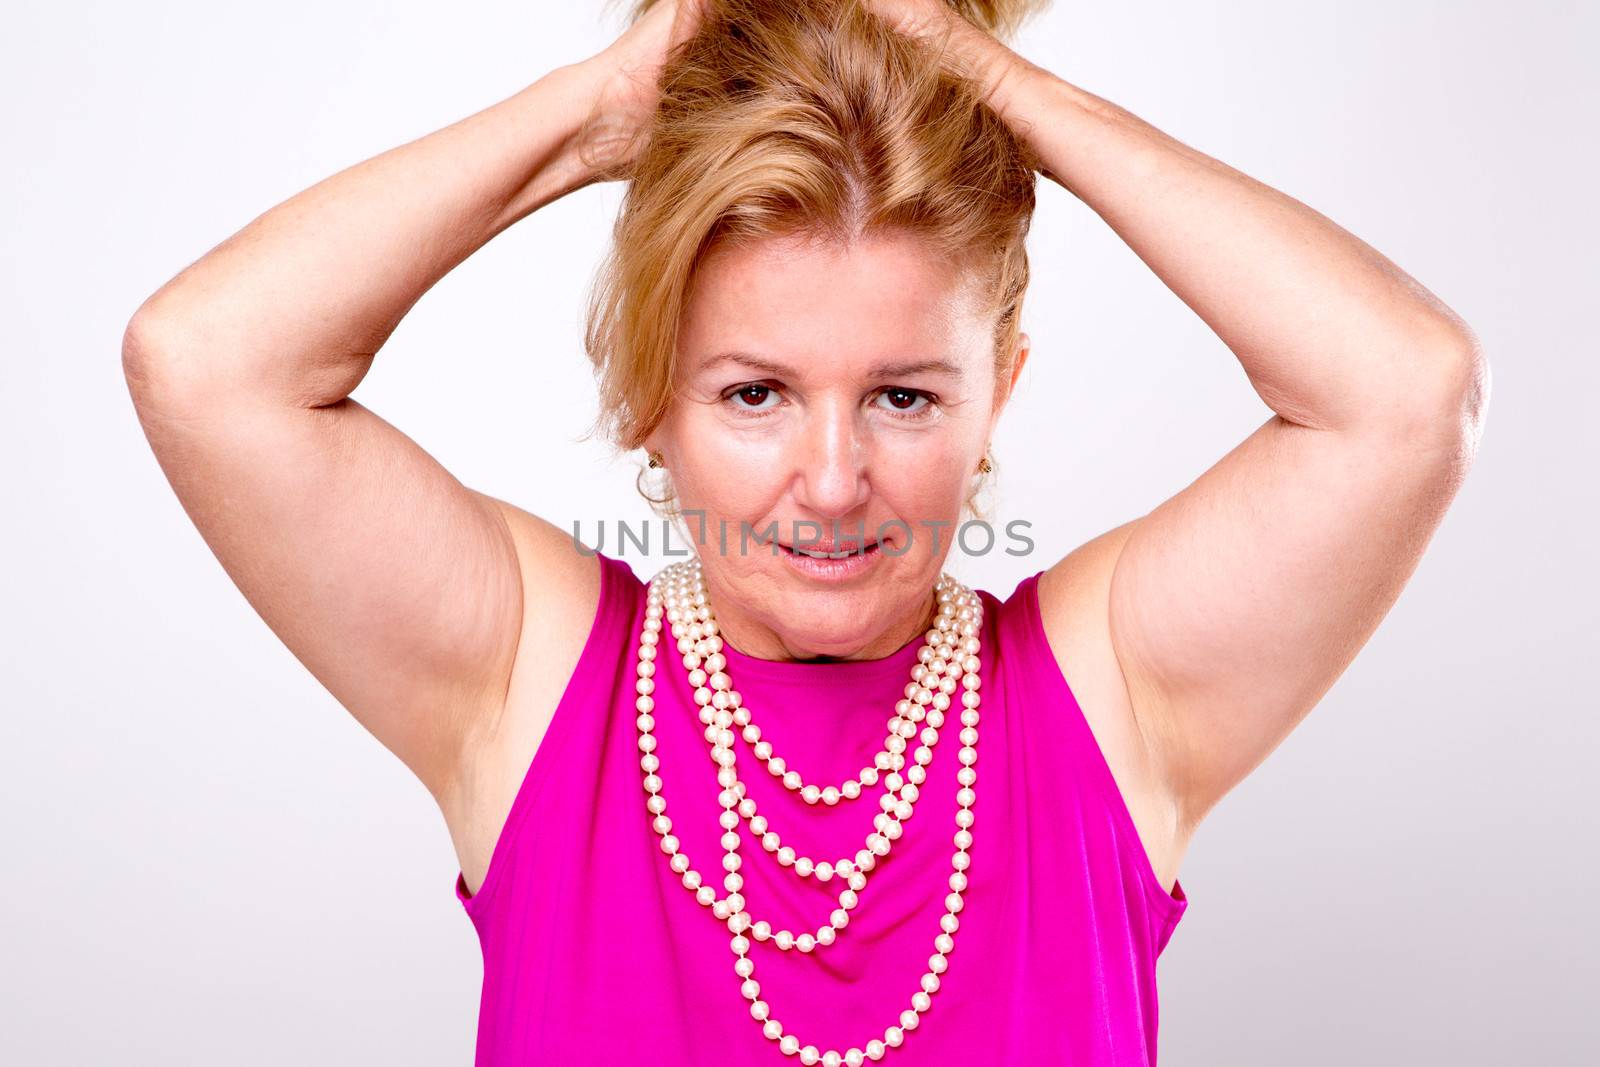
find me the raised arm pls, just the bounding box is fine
[882,4,1490,832]
[121,2,707,808]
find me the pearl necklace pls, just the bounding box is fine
[633,557,984,1065]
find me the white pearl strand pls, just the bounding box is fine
[694,568,963,901]
[670,563,961,948]
[633,558,985,1065]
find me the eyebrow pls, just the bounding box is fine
[700,350,966,380]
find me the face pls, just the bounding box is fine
[647,228,1029,662]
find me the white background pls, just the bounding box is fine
[3,0,1595,1062]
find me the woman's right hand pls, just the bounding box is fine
[570,0,711,180]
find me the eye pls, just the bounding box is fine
[874,387,937,419]
[723,382,784,416]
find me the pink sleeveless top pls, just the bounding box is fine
[455,550,1188,1065]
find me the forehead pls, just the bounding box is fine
[680,230,991,375]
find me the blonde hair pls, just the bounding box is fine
[582,0,1048,520]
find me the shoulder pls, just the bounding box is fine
[459,499,643,752]
[1031,522,1191,895]
[484,499,648,658]
[438,504,640,894]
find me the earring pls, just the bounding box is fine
[647,450,665,469]
[978,451,994,474]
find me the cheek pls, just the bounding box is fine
[873,437,982,524]
[670,426,785,516]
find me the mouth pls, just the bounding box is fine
[776,538,881,559]
[770,535,886,581]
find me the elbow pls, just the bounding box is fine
[1457,330,1492,448]
[1430,324,1492,453]
[121,305,168,409]
[121,308,192,413]
[121,297,229,412]
[1387,320,1492,456]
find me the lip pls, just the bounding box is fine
[773,538,885,581]
[778,538,877,555]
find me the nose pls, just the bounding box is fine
[793,399,870,521]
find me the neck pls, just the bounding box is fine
[708,584,939,664]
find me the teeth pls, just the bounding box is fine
[791,544,874,559]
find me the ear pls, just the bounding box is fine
[1008,333,1031,395]
[995,332,1030,415]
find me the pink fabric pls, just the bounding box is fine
[455,550,1188,1065]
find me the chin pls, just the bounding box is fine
[779,625,885,660]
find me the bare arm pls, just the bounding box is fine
[894,6,1491,831]
[121,60,612,804]
[118,0,711,808]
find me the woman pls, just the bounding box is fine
[121,0,1487,1063]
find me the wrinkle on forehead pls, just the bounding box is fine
[681,230,995,382]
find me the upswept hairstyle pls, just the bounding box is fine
[582,0,1049,519]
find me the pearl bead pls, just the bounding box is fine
[638,560,985,1064]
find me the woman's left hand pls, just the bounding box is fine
[861,0,1051,146]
